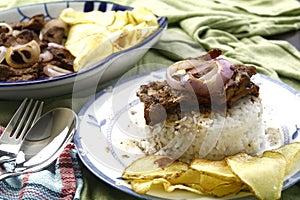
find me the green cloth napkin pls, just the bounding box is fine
[0,0,300,200]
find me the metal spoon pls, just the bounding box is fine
[0,107,78,180]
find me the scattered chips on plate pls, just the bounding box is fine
[122,142,300,200]
[270,142,300,174]
[226,152,286,200]
[122,155,188,180]
[59,7,159,71]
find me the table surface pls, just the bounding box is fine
[267,29,300,51]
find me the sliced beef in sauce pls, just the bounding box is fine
[137,53,259,125]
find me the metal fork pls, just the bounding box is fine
[0,98,44,163]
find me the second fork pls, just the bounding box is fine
[0,98,44,163]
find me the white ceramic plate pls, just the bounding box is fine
[74,69,300,200]
[0,1,168,99]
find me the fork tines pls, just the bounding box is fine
[7,98,44,140]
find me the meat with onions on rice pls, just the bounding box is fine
[136,49,264,162]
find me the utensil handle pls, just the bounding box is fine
[0,157,16,164]
[0,171,19,181]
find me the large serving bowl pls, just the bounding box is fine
[0,1,168,99]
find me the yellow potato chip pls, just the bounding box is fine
[86,11,115,27]
[197,173,234,192]
[72,34,114,71]
[190,158,238,181]
[122,155,188,180]
[210,182,245,197]
[65,24,108,57]
[226,152,286,200]
[130,179,154,194]
[131,178,205,195]
[131,6,158,26]
[108,10,129,31]
[188,181,245,198]
[270,142,300,174]
[169,169,201,185]
[113,24,153,50]
[59,8,115,26]
[59,8,89,24]
[126,11,137,25]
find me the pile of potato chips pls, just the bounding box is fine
[58,7,159,71]
[122,142,300,200]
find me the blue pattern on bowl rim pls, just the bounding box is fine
[0,1,168,89]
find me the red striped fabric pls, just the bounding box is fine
[0,142,83,200]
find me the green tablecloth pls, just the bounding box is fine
[0,0,300,199]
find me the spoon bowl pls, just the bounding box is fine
[0,107,77,179]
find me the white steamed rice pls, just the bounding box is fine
[138,96,266,162]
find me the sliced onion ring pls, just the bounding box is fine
[43,64,72,77]
[0,46,7,63]
[5,40,40,68]
[39,50,53,62]
[166,58,234,96]
[0,23,13,35]
[218,58,234,81]
[47,42,65,49]
[166,59,206,91]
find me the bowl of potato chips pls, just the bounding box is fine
[0,1,167,99]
